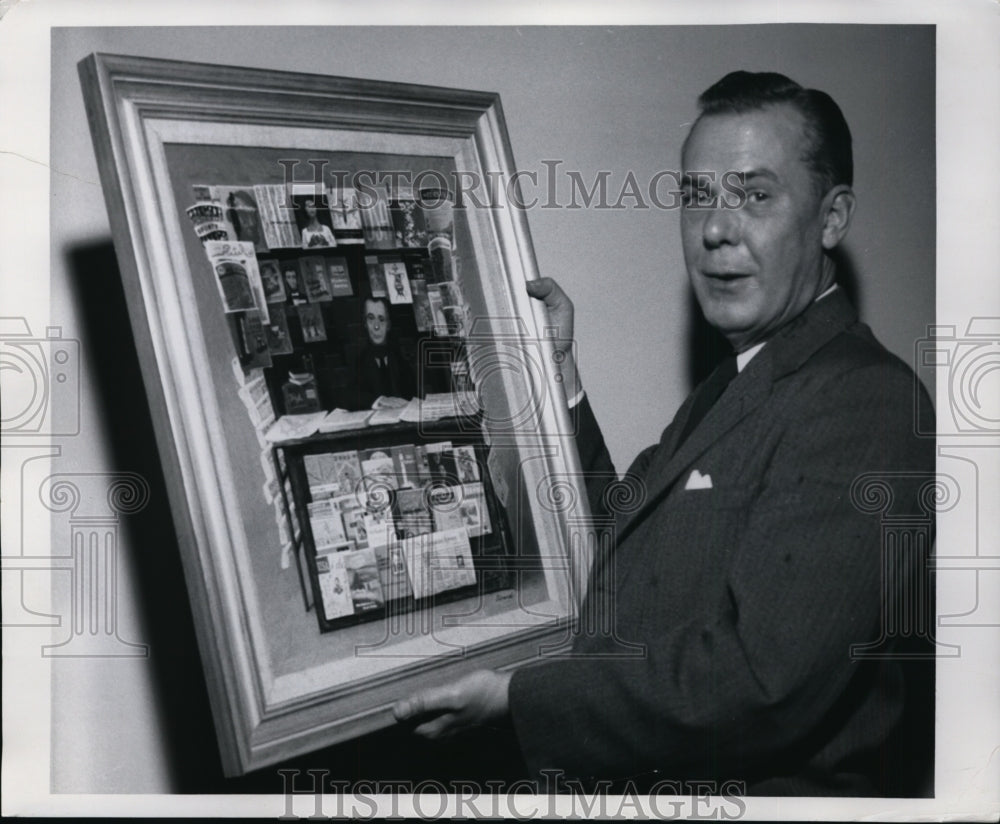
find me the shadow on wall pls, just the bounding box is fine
[64,241,529,793]
[685,245,863,386]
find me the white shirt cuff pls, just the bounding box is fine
[566,387,586,409]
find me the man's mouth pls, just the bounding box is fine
[702,271,752,282]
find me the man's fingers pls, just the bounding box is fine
[526,277,563,307]
[395,670,510,741]
[525,277,552,297]
[392,685,459,721]
[412,712,461,739]
[391,698,416,721]
[526,278,574,337]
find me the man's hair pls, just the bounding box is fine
[693,70,853,194]
[364,295,389,310]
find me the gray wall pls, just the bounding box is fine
[50,25,934,791]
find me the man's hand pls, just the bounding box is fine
[526,278,581,401]
[526,277,574,351]
[392,669,513,739]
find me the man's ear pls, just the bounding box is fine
[820,185,856,250]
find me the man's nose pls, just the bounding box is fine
[702,207,740,248]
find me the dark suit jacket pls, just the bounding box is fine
[508,290,935,796]
[354,343,416,410]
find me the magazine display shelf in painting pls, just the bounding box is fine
[274,421,512,634]
[182,170,505,633]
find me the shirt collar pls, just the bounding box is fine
[736,342,766,373]
[735,283,840,372]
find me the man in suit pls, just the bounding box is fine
[353,296,416,409]
[393,71,935,796]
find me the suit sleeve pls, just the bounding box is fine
[509,362,935,780]
[574,394,658,521]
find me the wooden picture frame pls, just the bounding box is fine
[78,53,592,776]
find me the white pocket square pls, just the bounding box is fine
[684,469,713,490]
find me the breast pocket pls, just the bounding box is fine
[631,483,755,630]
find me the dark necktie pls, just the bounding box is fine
[675,355,738,451]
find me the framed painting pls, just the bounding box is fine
[78,52,592,775]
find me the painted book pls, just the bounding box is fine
[373,542,413,602]
[253,183,302,249]
[328,184,364,244]
[295,303,327,343]
[300,255,333,302]
[365,255,387,297]
[359,182,394,249]
[316,550,355,620]
[343,547,385,612]
[324,256,354,297]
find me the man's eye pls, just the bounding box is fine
[749,190,770,203]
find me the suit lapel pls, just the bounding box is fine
[613,289,859,548]
[615,365,772,545]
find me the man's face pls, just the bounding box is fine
[365,300,389,345]
[680,105,833,352]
